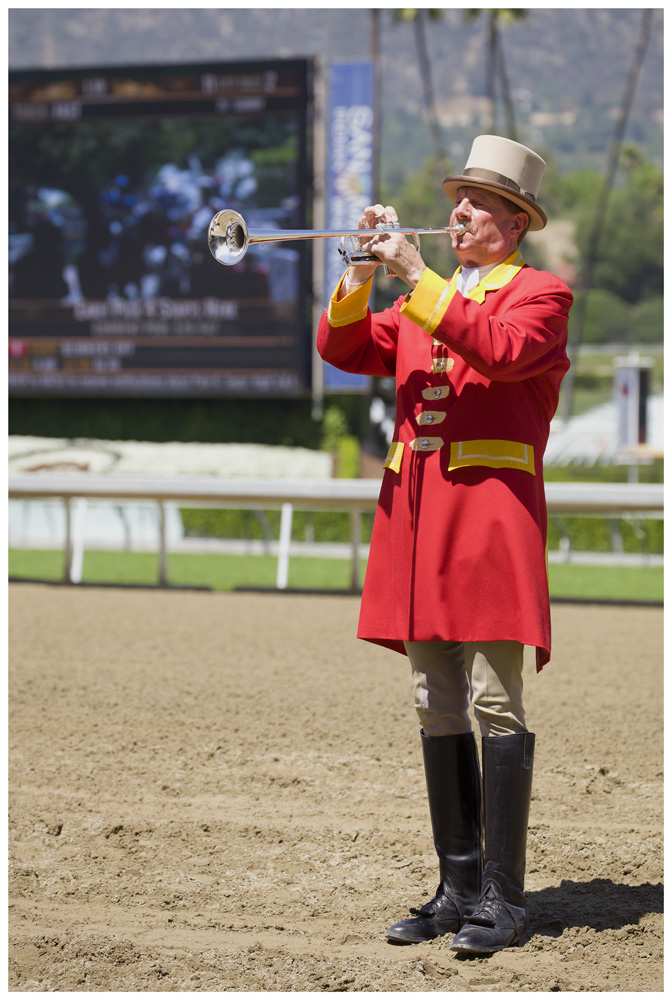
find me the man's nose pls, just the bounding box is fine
[454,198,471,216]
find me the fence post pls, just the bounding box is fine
[63,497,73,584]
[70,498,88,584]
[349,508,361,591]
[158,500,169,586]
[277,503,293,590]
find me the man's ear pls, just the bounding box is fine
[510,211,529,238]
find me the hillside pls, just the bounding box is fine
[8,8,663,181]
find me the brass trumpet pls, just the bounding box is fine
[208,208,466,268]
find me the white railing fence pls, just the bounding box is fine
[8,475,664,591]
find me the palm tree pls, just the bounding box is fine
[391,9,447,178]
[464,9,529,138]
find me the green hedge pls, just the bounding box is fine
[8,396,372,448]
[179,507,661,555]
[180,507,375,545]
[547,515,662,555]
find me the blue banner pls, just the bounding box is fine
[323,61,375,390]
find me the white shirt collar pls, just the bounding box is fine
[456,262,497,295]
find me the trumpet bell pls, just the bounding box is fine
[208,209,249,265]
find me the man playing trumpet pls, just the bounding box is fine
[317,135,573,954]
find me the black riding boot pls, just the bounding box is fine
[387,731,482,944]
[450,731,535,955]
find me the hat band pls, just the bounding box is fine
[462,167,537,203]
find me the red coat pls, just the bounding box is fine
[317,253,572,670]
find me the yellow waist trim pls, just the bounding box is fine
[449,439,535,475]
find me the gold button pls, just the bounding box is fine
[410,436,443,451]
[416,410,446,425]
[421,385,450,401]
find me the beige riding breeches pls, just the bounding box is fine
[404,639,527,738]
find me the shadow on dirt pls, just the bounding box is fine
[529,878,663,936]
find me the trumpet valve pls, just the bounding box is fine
[338,234,383,268]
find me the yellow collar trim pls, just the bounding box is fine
[451,249,526,305]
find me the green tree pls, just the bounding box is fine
[579,154,662,305]
[543,149,662,344]
[561,8,655,418]
[463,9,529,138]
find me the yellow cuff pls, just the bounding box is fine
[327,273,373,328]
[400,268,458,336]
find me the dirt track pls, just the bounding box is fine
[8,583,663,992]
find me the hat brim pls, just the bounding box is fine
[443,176,547,232]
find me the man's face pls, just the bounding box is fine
[450,186,528,268]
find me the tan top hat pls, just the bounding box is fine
[443,134,547,231]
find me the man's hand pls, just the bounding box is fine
[356,203,427,290]
[338,203,427,298]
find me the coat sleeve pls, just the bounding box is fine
[400,267,573,382]
[316,274,402,377]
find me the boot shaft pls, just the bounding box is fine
[421,731,483,896]
[481,732,535,905]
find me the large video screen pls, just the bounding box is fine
[9,59,313,397]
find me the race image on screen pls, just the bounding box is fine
[9,60,313,396]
